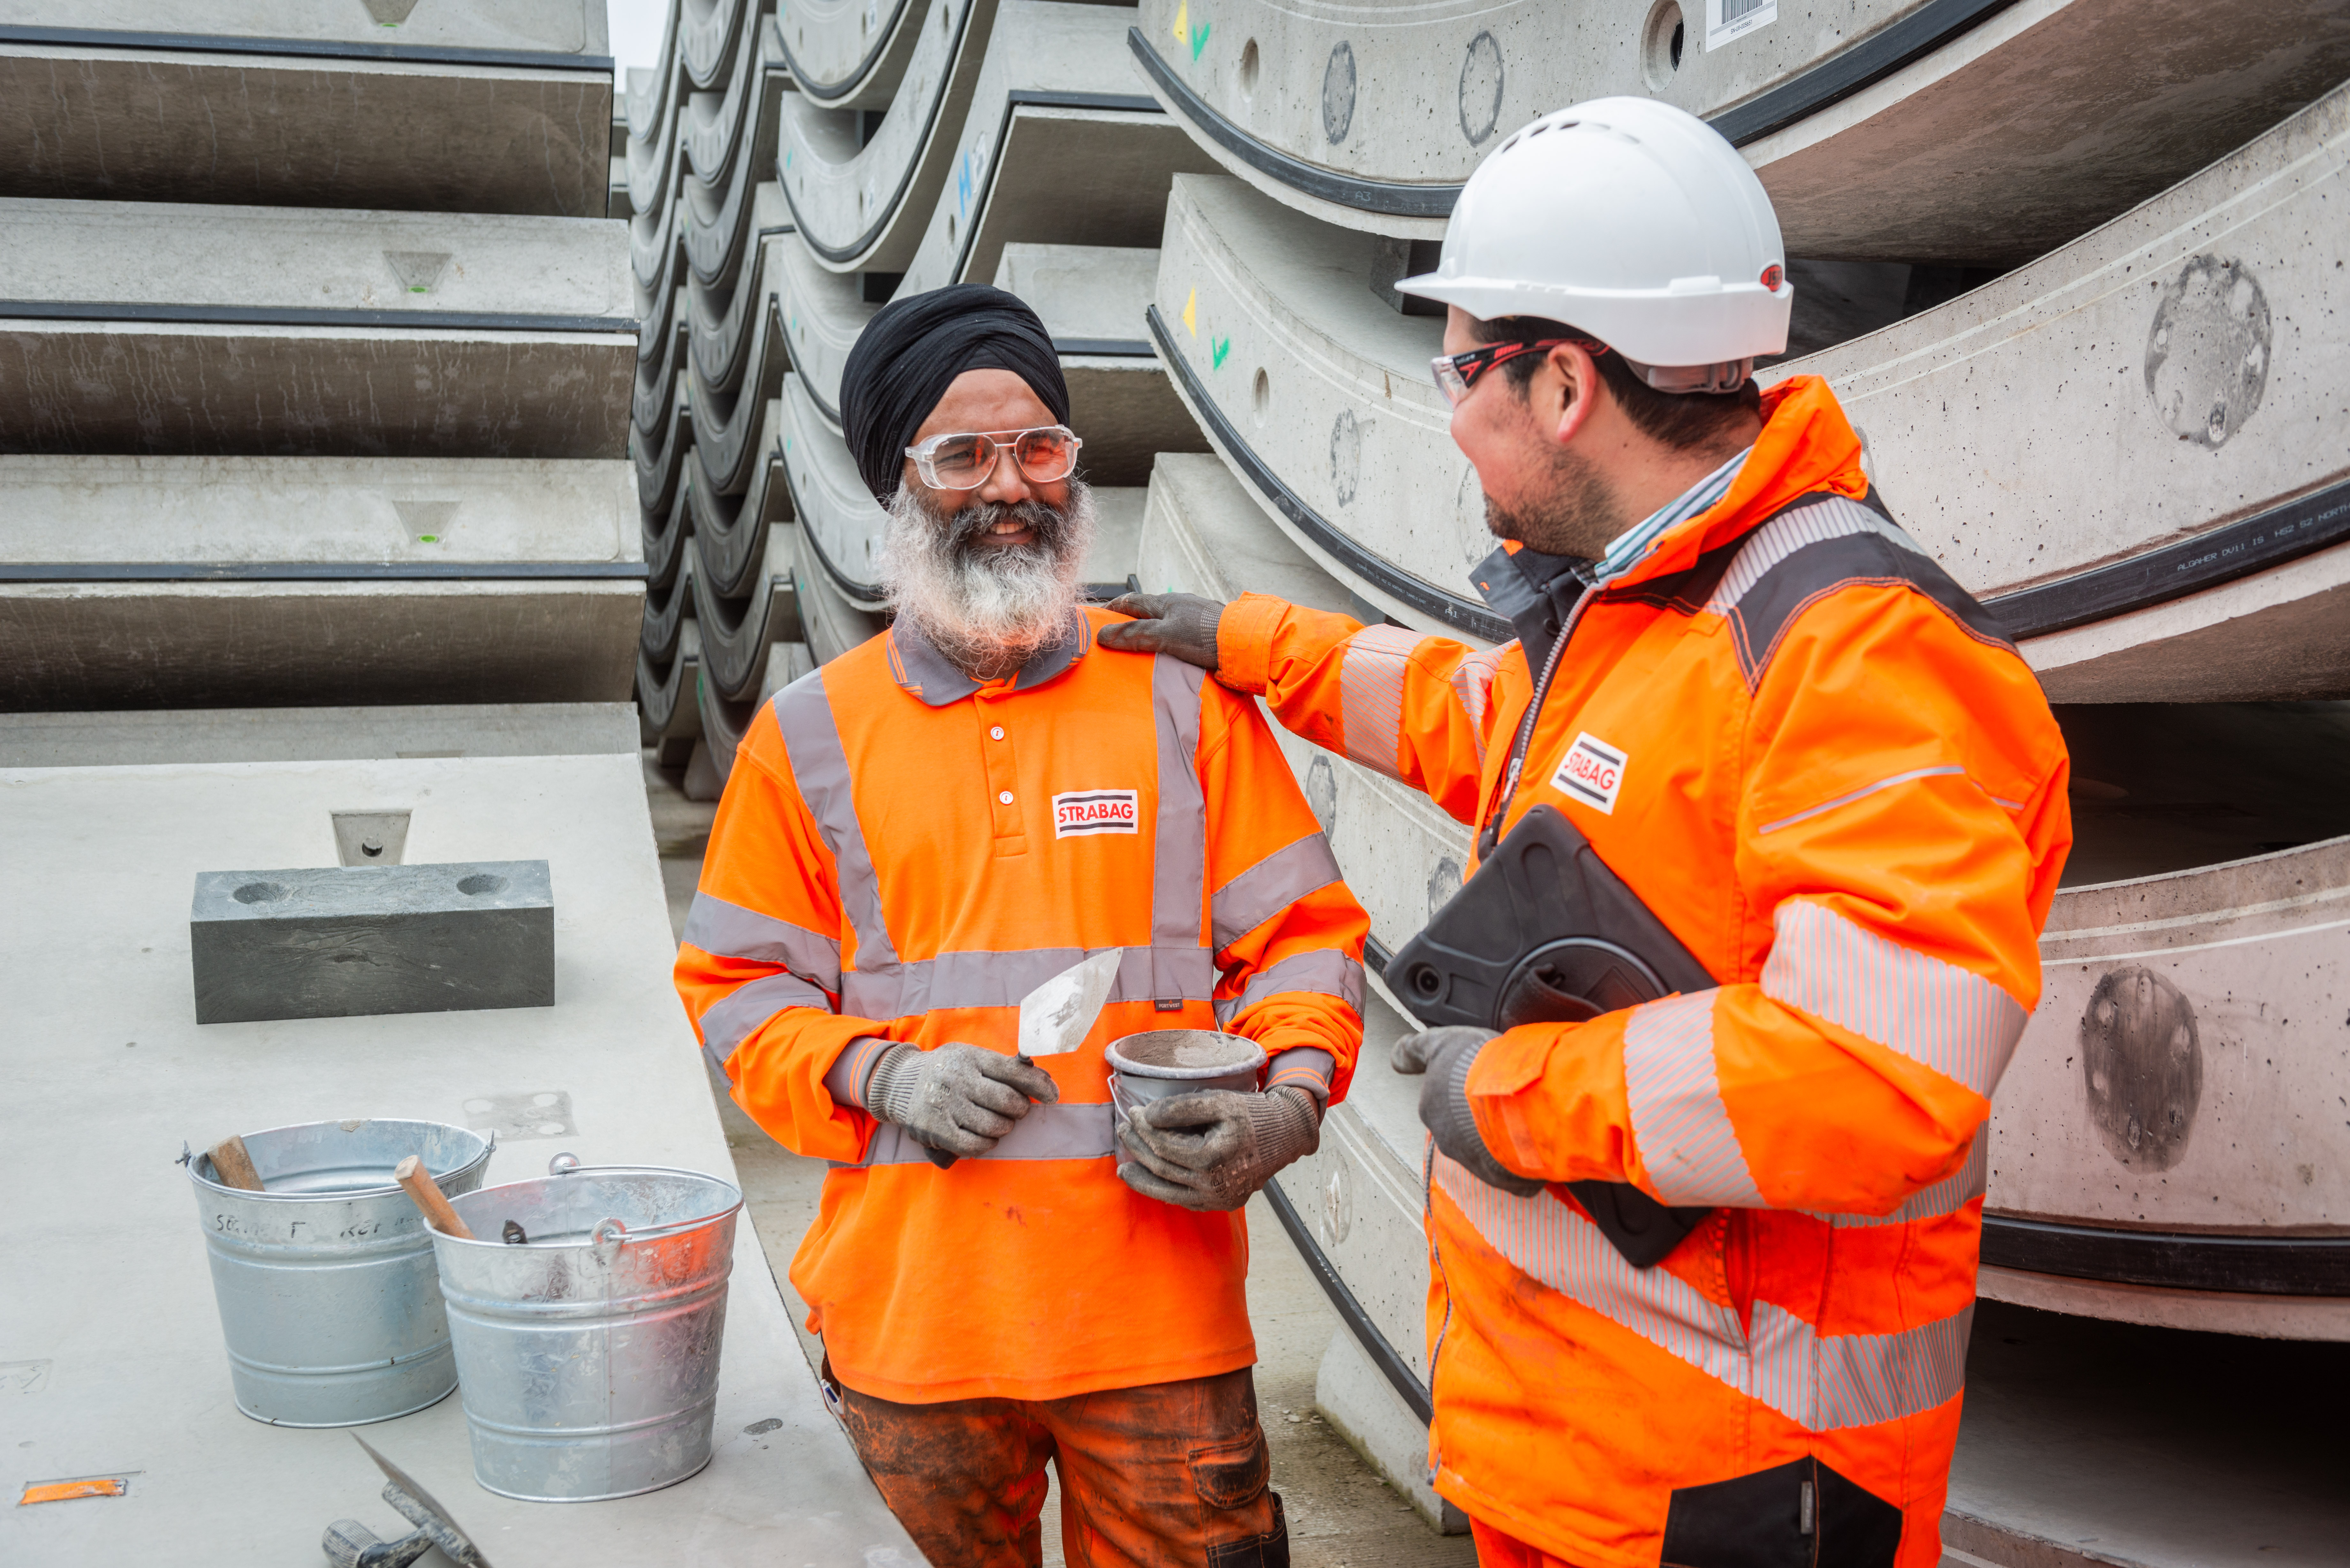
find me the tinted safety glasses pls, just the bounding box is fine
[904,425,1082,490]
[1430,337,1605,407]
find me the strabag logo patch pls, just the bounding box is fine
[1550,733,1627,815]
[1053,789,1140,838]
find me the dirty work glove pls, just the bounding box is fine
[1096,592,1224,672]
[1116,1087,1320,1211]
[1392,1027,1543,1198]
[863,1044,1059,1158]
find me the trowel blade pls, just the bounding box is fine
[1017,950,1121,1058]
[351,1434,491,1568]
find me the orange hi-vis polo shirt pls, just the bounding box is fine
[675,607,1370,1404]
[1213,378,2072,1567]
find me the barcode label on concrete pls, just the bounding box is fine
[1708,0,1776,49]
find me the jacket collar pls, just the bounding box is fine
[885,609,1094,706]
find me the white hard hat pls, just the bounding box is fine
[1401,96,1792,391]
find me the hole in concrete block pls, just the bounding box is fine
[1252,368,1272,426]
[234,882,287,904]
[458,874,509,896]
[1239,38,1260,99]
[1641,1,1684,92]
[332,809,411,867]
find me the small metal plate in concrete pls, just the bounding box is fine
[463,1090,579,1142]
[190,861,554,1025]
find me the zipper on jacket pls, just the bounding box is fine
[1477,578,1597,860]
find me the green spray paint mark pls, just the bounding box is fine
[1189,21,1210,60]
[1211,337,1230,370]
[418,535,440,543]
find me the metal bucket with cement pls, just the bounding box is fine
[184,1117,494,1427]
[1105,1030,1269,1129]
[434,1154,744,1501]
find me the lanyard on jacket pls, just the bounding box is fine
[1476,571,1599,862]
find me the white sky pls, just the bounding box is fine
[606,0,671,83]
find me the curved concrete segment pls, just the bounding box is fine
[782,0,933,109]
[1129,0,2350,256]
[689,227,800,497]
[0,454,642,708]
[776,0,1001,270]
[1781,80,2350,702]
[693,399,794,597]
[783,370,902,607]
[1150,174,1503,642]
[889,2,1220,298]
[794,521,891,662]
[694,521,806,701]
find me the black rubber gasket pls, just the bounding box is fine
[776,0,917,104]
[1147,303,1511,641]
[1982,1214,2350,1297]
[1982,474,2350,640]
[1263,1175,1433,1423]
[3,301,634,334]
[1052,337,1153,357]
[3,562,649,582]
[1127,0,2022,219]
[0,23,613,73]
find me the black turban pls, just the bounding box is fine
[839,283,1071,502]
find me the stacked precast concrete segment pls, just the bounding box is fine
[1126,3,2350,1559]
[0,4,640,708]
[623,0,1221,784]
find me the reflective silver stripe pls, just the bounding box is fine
[1706,497,1927,616]
[1151,655,1212,1002]
[1210,831,1342,953]
[1449,646,1506,768]
[1621,990,1765,1208]
[1216,947,1366,1026]
[1806,1133,1987,1228]
[1265,1046,1336,1098]
[698,970,834,1071]
[852,1101,1117,1165]
[1337,624,1420,781]
[772,673,901,976]
[1755,765,1967,837]
[1434,1152,1969,1430]
[838,943,1215,1021]
[680,890,843,984]
[1761,900,2026,1098]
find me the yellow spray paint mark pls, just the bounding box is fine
[1172,1,1186,44]
[1182,287,1197,338]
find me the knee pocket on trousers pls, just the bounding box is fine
[1188,1431,1270,1510]
[1206,1492,1289,1568]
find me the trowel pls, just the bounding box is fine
[921,950,1120,1170]
[321,1434,491,1568]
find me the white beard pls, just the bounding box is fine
[881,479,1097,676]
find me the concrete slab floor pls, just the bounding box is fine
[646,749,1475,1566]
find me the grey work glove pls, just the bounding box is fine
[864,1043,1059,1158]
[1392,1027,1543,1198]
[1116,1086,1320,1211]
[1096,592,1225,671]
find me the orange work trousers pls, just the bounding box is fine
[826,1360,1289,1567]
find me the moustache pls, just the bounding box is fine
[939,496,1072,559]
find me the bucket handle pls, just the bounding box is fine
[592,1217,628,1262]
[548,1151,581,1176]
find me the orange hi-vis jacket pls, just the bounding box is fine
[674,607,1369,1405]
[1212,378,2071,1567]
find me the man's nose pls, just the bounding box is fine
[978,442,1032,504]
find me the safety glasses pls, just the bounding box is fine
[904,425,1082,490]
[1429,337,1603,407]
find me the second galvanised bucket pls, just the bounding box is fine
[433,1155,744,1502]
[185,1118,495,1427]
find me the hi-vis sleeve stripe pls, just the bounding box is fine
[1760,900,2026,1098]
[1214,948,1366,1027]
[1620,991,1766,1208]
[1209,832,1343,952]
[698,970,835,1072]
[775,675,903,976]
[1337,625,1421,781]
[1449,646,1506,768]
[681,891,843,986]
[1434,1154,1969,1430]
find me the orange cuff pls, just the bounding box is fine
[1214,593,1290,695]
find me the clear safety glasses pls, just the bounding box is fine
[1429,337,1604,407]
[904,425,1082,490]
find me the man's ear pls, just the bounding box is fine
[1546,343,1604,448]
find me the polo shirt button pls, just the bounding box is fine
[990,726,1005,740]
[998,791,1014,805]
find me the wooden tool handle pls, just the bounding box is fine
[209,1134,265,1193]
[394,1155,475,1240]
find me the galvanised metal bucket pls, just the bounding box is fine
[434,1155,744,1502]
[184,1118,494,1427]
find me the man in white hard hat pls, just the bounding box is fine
[1104,98,2070,1567]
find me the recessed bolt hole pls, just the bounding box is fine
[234,881,288,904]
[1251,368,1271,426]
[1239,38,1260,98]
[458,874,508,896]
[360,840,384,857]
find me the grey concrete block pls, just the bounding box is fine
[190,861,553,1026]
